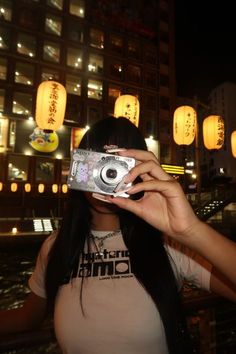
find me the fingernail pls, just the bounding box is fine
[106,148,127,153]
[92,193,112,203]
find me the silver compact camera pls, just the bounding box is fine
[67,148,135,197]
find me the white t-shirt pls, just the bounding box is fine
[29,230,212,354]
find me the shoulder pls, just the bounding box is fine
[38,229,58,260]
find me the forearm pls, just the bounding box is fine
[179,221,236,286]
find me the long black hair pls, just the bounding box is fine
[45,116,192,353]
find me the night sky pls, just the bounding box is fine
[175,1,236,101]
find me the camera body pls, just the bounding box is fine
[67,149,135,197]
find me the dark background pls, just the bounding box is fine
[175,0,236,100]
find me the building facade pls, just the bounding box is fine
[0,0,176,219]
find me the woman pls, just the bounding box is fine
[0,116,236,354]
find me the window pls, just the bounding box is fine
[12,92,32,115]
[127,64,141,83]
[17,33,36,57]
[108,85,121,105]
[18,6,39,30]
[67,20,83,43]
[65,95,80,122]
[36,158,54,183]
[160,74,169,87]
[45,13,62,36]
[160,96,169,110]
[69,0,85,18]
[47,0,63,10]
[0,0,12,21]
[0,88,4,111]
[109,34,123,54]
[144,71,157,88]
[43,41,60,62]
[144,47,157,65]
[89,28,104,49]
[15,62,34,85]
[109,60,123,79]
[0,57,7,80]
[41,67,59,81]
[67,47,82,69]
[88,53,103,74]
[87,106,103,126]
[127,40,140,60]
[87,79,103,100]
[0,26,10,50]
[144,94,157,111]
[8,155,29,181]
[66,74,81,95]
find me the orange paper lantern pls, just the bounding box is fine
[231,131,236,158]
[114,95,140,127]
[203,115,224,150]
[173,106,197,145]
[36,81,67,131]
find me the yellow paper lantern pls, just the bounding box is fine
[52,184,58,193]
[173,106,197,145]
[11,182,18,192]
[114,95,140,127]
[231,131,236,158]
[0,182,3,192]
[62,184,68,193]
[203,115,224,150]
[24,183,31,193]
[35,81,67,131]
[38,183,45,193]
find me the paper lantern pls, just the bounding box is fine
[24,183,31,192]
[62,184,68,193]
[231,131,236,158]
[203,115,224,150]
[52,184,58,193]
[173,106,197,145]
[36,81,67,131]
[0,182,3,192]
[38,183,45,193]
[11,182,18,192]
[114,95,140,127]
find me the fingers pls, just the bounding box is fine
[124,160,173,185]
[127,179,180,197]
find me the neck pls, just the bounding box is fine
[90,208,120,231]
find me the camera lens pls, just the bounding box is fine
[106,168,117,179]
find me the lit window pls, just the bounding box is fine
[45,14,62,36]
[88,54,103,74]
[41,67,59,81]
[109,61,123,79]
[89,28,104,49]
[12,92,32,115]
[43,41,60,62]
[36,158,54,183]
[67,47,82,69]
[7,155,29,181]
[15,62,34,85]
[17,33,36,57]
[0,57,7,80]
[0,26,10,50]
[66,74,81,96]
[0,0,12,21]
[87,79,103,100]
[47,0,63,10]
[69,0,85,18]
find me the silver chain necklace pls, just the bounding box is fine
[89,230,120,257]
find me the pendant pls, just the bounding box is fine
[96,240,104,257]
